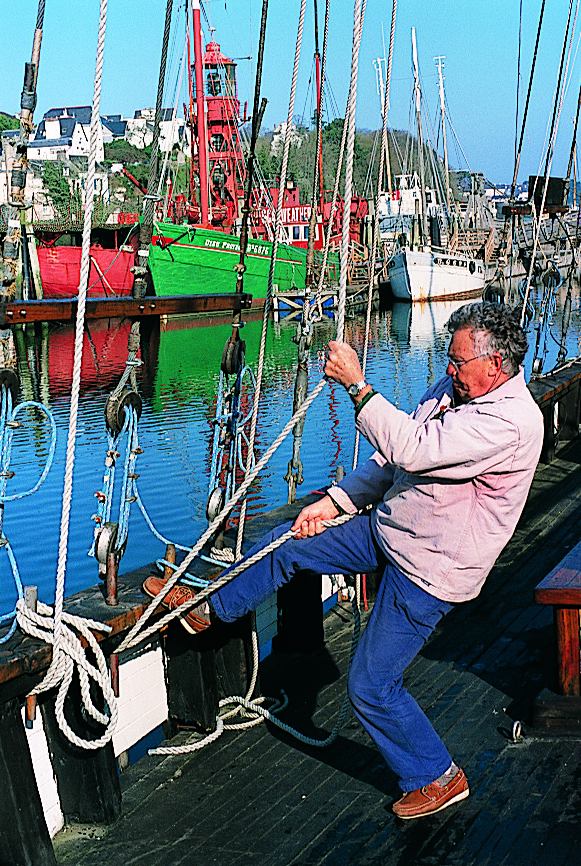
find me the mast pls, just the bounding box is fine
[411,28,429,246]
[192,0,209,224]
[434,55,451,212]
[314,0,324,212]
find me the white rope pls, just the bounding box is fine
[149,586,361,756]
[234,0,308,564]
[352,0,395,471]
[16,600,118,749]
[17,0,116,749]
[336,0,366,342]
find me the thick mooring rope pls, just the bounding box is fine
[138,0,370,756]
[16,0,118,750]
[352,0,395,471]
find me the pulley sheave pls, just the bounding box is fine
[105,387,142,435]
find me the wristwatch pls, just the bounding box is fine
[347,379,367,400]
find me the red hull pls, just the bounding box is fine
[47,318,134,397]
[37,245,136,298]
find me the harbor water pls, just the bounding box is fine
[2,283,581,618]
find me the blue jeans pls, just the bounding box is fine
[212,514,454,791]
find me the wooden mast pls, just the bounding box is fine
[411,28,429,247]
[435,55,451,212]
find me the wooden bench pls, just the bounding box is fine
[531,541,581,732]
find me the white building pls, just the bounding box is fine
[270,121,307,156]
[27,107,104,162]
[125,108,189,153]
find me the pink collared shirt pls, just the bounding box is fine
[329,370,544,602]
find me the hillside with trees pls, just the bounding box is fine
[255,119,459,204]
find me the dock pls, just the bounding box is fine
[50,434,581,866]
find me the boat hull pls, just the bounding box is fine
[37,245,136,298]
[149,223,309,303]
[388,248,486,301]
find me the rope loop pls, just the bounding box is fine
[16,599,118,749]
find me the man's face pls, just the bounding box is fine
[446,327,503,402]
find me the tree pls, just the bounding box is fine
[40,162,87,224]
[0,113,19,135]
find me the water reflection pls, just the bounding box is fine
[1,284,581,612]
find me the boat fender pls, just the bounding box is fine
[221,338,246,376]
[482,285,505,305]
[469,260,476,274]
[0,368,19,404]
[542,266,560,289]
[206,487,225,522]
[105,387,143,435]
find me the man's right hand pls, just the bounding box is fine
[291,494,340,538]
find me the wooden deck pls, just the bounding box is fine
[52,440,581,866]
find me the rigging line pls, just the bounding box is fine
[521,0,580,327]
[305,0,330,285]
[543,0,575,181]
[156,31,188,199]
[510,0,546,202]
[337,0,366,343]
[515,0,523,165]
[136,0,174,278]
[353,0,396,472]
[233,0,270,561]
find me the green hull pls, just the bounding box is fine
[149,312,300,411]
[149,223,310,300]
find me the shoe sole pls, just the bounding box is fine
[394,787,469,820]
[143,578,207,635]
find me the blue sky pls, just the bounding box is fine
[1,1,579,184]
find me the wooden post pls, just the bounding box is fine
[41,685,121,824]
[164,543,176,578]
[554,607,581,696]
[106,552,118,606]
[110,652,120,698]
[24,585,38,728]
[0,699,57,866]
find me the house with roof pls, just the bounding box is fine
[101,115,127,144]
[27,107,104,162]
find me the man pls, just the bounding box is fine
[144,301,544,819]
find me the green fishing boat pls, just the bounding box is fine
[149,222,309,303]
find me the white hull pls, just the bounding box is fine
[388,248,486,302]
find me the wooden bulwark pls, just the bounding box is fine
[0,292,253,324]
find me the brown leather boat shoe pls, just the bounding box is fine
[143,574,211,635]
[392,768,469,820]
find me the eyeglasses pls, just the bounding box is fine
[446,353,490,372]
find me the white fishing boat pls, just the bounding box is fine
[386,30,488,302]
[388,246,486,301]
